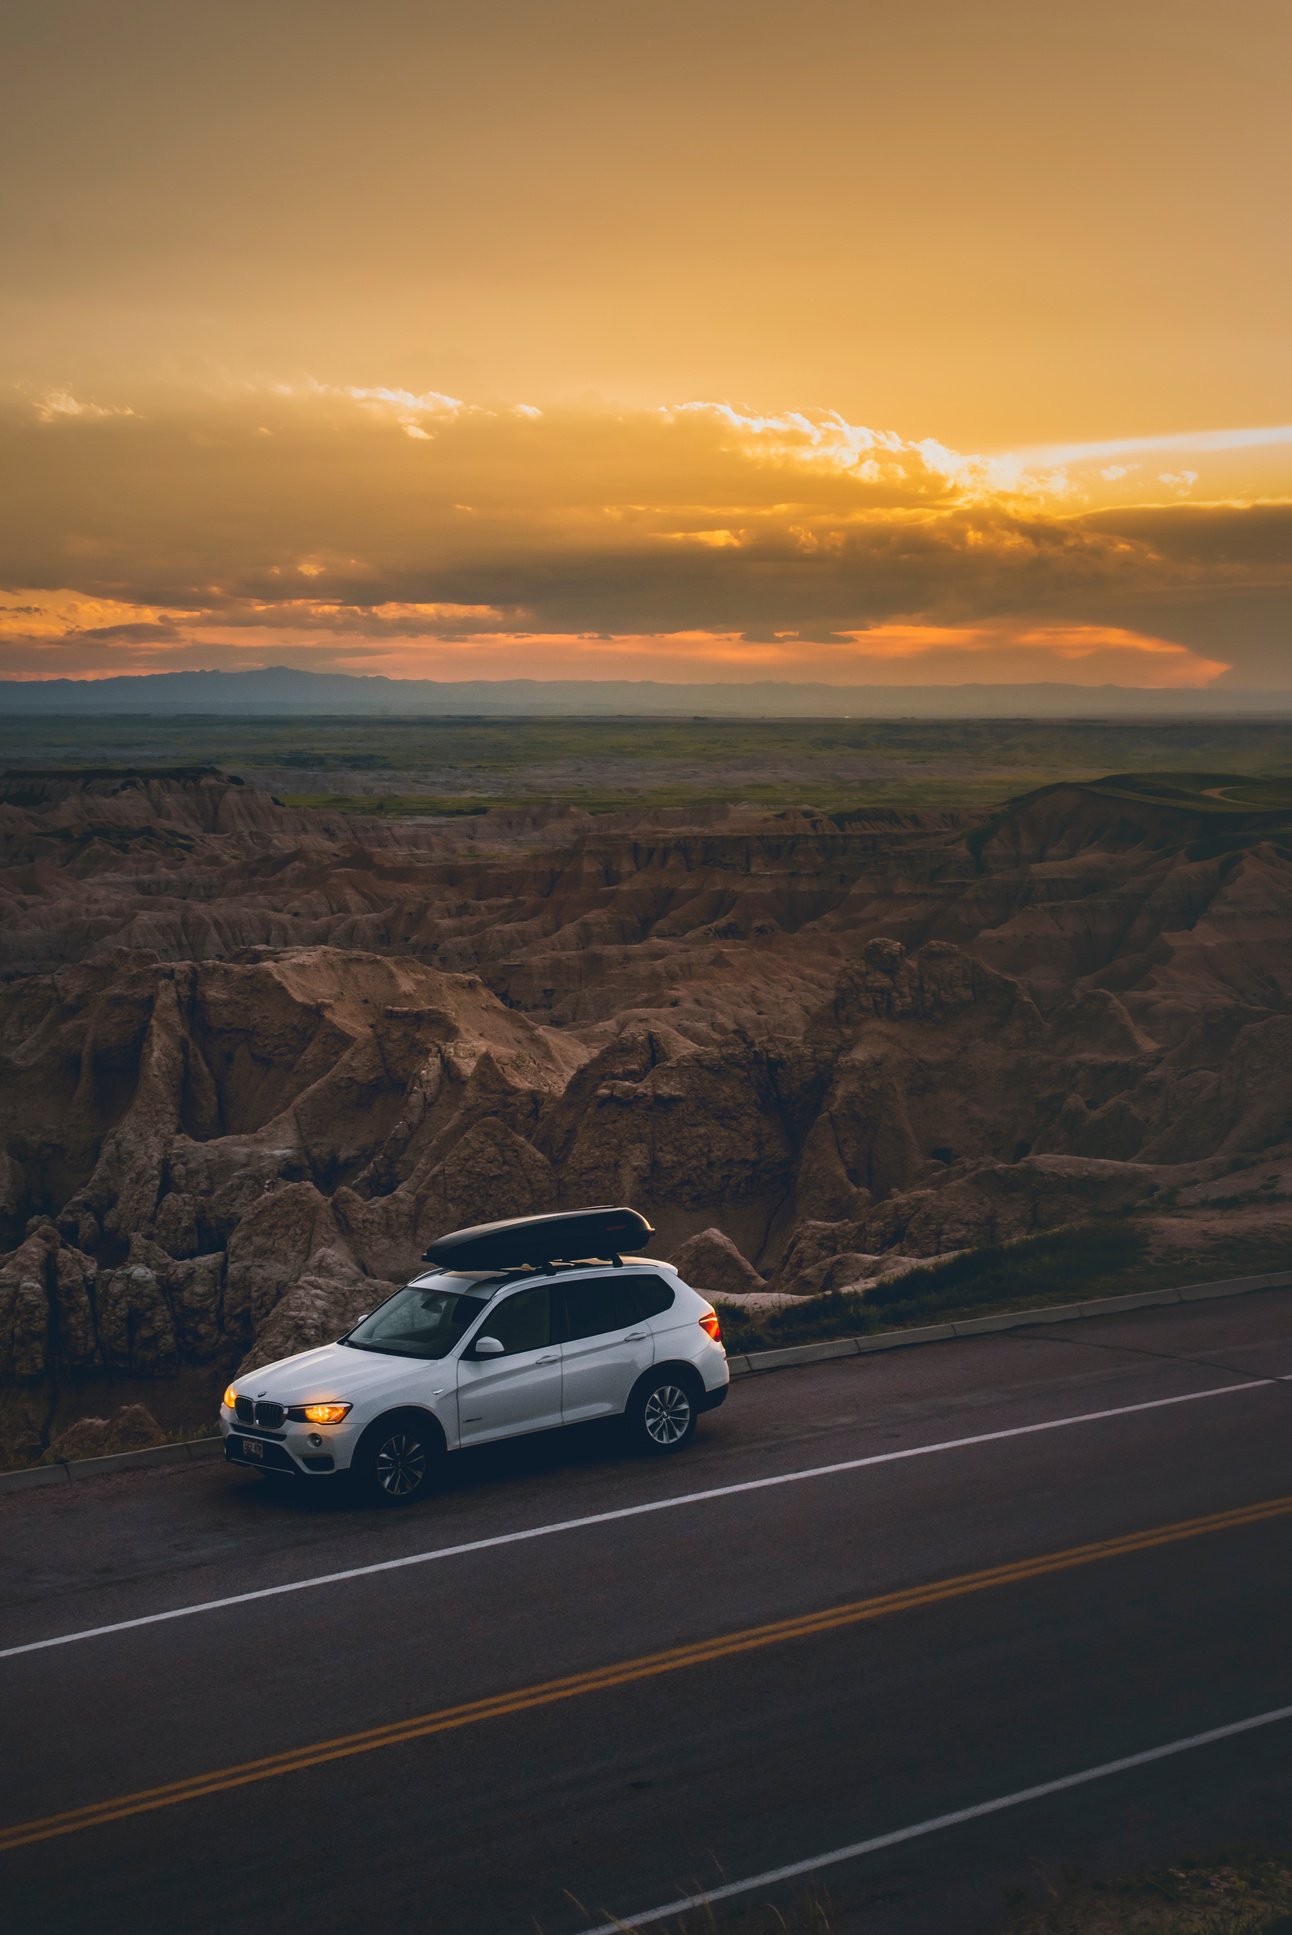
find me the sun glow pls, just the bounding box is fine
[4,380,1286,687]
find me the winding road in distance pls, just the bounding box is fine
[3,1291,1292,1934]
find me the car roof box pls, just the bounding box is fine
[422,1206,655,1271]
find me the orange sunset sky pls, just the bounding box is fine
[1,0,1289,691]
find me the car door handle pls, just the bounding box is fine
[624,1332,647,1341]
[537,1353,559,1364]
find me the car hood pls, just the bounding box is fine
[238,1341,450,1403]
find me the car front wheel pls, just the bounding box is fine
[357,1417,439,1505]
[629,1372,699,1454]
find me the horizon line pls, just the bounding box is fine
[1,666,1285,695]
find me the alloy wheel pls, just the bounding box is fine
[375,1431,428,1497]
[643,1383,692,1446]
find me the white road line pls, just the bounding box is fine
[0,1376,1275,1662]
[577,1700,1292,1933]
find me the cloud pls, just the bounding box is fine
[1004,423,1292,467]
[30,388,136,425]
[0,603,1227,687]
[0,382,1288,685]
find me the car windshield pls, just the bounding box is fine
[341,1283,491,1359]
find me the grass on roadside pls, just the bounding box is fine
[999,1850,1292,1933]
[583,1851,1292,1934]
[715,1222,1150,1353]
[717,1215,1292,1356]
[589,1890,835,1935]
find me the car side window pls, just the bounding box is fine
[560,1276,641,1341]
[483,1286,550,1355]
[630,1274,676,1321]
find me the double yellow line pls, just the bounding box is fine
[4,1489,1291,1854]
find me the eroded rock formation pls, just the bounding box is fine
[3,768,1291,1463]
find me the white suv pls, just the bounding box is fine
[220,1255,729,1503]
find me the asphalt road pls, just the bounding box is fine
[3,1291,1292,1935]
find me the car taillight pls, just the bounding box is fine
[699,1312,722,1342]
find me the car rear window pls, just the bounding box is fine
[555,1273,678,1339]
[630,1274,676,1321]
[559,1275,640,1340]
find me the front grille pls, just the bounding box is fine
[235,1396,285,1429]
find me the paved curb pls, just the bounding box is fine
[725,1268,1292,1380]
[0,1433,223,1496]
[2,1267,1289,1494]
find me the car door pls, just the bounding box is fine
[454,1284,562,1445]
[557,1274,655,1423]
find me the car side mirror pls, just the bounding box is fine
[473,1335,505,1358]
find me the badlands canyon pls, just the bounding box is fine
[2,758,1291,1467]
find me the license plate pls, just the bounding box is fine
[241,1437,264,1459]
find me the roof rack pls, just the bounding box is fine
[422,1206,654,1273]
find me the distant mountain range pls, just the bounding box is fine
[0,666,1284,716]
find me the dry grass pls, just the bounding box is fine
[591,1855,1292,1933]
[591,1892,836,1935]
[716,1215,1292,1355]
[999,1852,1292,1933]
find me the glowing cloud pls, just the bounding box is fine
[0,381,1288,686]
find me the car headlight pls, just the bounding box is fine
[222,1385,239,1410]
[300,1402,352,1425]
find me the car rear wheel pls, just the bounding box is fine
[357,1417,439,1505]
[629,1371,699,1454]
